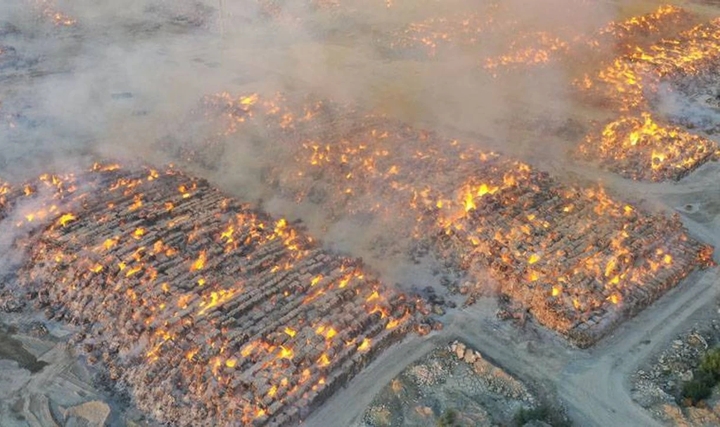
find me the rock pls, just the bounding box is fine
[680,370,693,382]
[62,401,111,427]
[464,351,476,364]
[416,323,431,335]
[455,343,466,360]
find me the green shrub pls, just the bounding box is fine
[682,379,713,406]
[514,404,572,427]
[680,350,720,406]
[514,406,550,425]
[437,408,460,427]
[700,348,720,380]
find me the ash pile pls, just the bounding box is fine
[194,93,715,348]
[0,164,424,426]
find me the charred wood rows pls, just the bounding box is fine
[1,166,418,427]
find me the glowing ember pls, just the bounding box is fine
[32,0,77,26]
[317,353,330,367]
[358,338,371,352]
[190,250,207,271]
[483,31,570,73]
[386,12,502,57]
[278,345,294,360]
[56,213,76,227]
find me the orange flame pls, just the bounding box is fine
[191,250,207,271]
[56,213,76,227]
[317,353,330,367]
[358,338,371,352]
[278,346,294,360]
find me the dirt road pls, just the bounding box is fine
[307,267,719,427]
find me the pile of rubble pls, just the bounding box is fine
[199,93,715,347]
[358,340,544,427]
[0,164,423,426]
[632,324,720,425]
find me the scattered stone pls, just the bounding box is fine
[358,341,560,427]
[455,342,466,360]
[62,401,111,427]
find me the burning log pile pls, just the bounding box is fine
[204,93,715,347]
[576,15,720,109]
[439,181,713,347]
[381,11,502,58]
[31,0,77,26]
[576,112,717,181]
[382,10,571,72]
[382,5,694,73]
[593,5,696,55]
[0,164,421,426]
[378,5,719,181]
[575,13,720,181]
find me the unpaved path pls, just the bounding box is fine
[307,267,719,427]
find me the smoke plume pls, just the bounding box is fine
[0,0,624,282]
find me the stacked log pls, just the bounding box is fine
[575,113,718,181]
[204,96,714,347]
[574,17,720,181]
[1,164,419,427]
